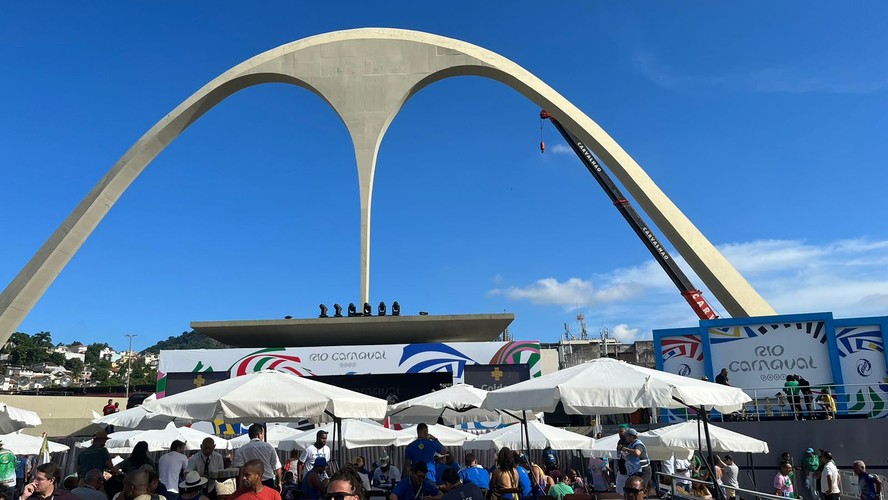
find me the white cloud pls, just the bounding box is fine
[489,277,644,308]
[633,51,888,94]
[548,144,573,155]
[492,237,888,343]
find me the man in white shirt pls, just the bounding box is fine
[186,437,225,499]
[820,451,841,500]
[158,440,189,500]
[233,424,282,490]
[372,456,402,488]
[297,430,329,481]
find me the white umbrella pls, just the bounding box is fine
[462,421,595,452]
[229,424,304,448]
[581,432,690,461]
[277,420,411,451]
[108,422,230,452]
[481,359,752,415]
[394,424,476,447]
[638,421,769,454]
[91,405,187,431]
[0,433,68,455]
[0,403,41,433]
[142,371,388,423]
[77,430,143,454]
[388,384,534,425]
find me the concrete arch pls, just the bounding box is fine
[0,28,775,343]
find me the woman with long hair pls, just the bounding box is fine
[120,441,154,473]
[489,448,519,499]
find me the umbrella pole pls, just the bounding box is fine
[748,452,757,489]
[699,406,723,500]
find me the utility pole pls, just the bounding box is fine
[124,333,137,400]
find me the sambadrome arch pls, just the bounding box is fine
[0,28,776,344]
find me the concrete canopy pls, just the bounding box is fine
[191,313,515,348]
[0,28,776,345]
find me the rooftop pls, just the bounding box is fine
[191,313,515,348]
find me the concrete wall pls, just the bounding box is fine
[3,395,109,437]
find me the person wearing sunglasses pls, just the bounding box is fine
[391,462,440,500]
[324,468,366,500]
[622,475,644,500]
[20,463,76,500]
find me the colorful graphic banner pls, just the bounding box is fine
[157,341,541,397]
[834,321,888,418]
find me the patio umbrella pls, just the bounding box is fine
[91,405,188,431]
[582,432,690,461]
[107,422,230,452]
[0,433,68,455]
[394,424,476,447]
[229,424,304,448]
[638,421,769,454]
[277,419,411,451]
[142,370,388,463]
[0,403,41,434]
[387,384,535,425]
[481,359,752,500]
[462,421,595,452]
[481,359,751,414]
[142,371,387,423]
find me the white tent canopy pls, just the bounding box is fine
[92,405,188,431]
[394,424,476,447]
[277,420,411,451]
[638,421,770,454]
[0,433,68,455]
[229,424,305,448]
[0,404,41,434]
[482,358,752,414]
[582,432,691,461]
[463,421,595,452]
[142,370,388,423]
[388,384,535,425]
[107,422,230,452]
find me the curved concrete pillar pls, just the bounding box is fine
[0,28,775,344]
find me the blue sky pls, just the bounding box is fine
[2,2,887,352]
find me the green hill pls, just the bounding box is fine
[142,330,230,354]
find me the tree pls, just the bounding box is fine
[6,332,42,366]
[64,358,84,377]
[32,331,53,349]
[85,343,110,365]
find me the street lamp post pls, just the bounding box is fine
[125,333,137,401]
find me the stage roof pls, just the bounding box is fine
[191,313,515,348]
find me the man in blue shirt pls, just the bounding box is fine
[458,454,490,491]
[391,462,441,500]
[511,452,531,498]
[405,424,444,480]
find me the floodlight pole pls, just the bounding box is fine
[125,333,137,400]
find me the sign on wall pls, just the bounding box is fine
[157,341,541,397]
[834,320,888,418]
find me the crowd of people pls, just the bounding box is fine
[1,421,883,500]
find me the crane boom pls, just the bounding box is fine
[540,110,718,320]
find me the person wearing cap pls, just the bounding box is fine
[458,454,489,492]
[615,424,631,494]
[391,462,440,500]
[234,425,282,491]
[372,456,401,489]
[716,455,739,500]
[440,467,483,500]
[435,451,459,487]
[77,430,117,480]
[621,429,651,496]
[802,448,820,500]
[298,431,329,483]
[178,471,210,500]
[233,459,281,500]
[301,457,329,500]
[405,424,444,481]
